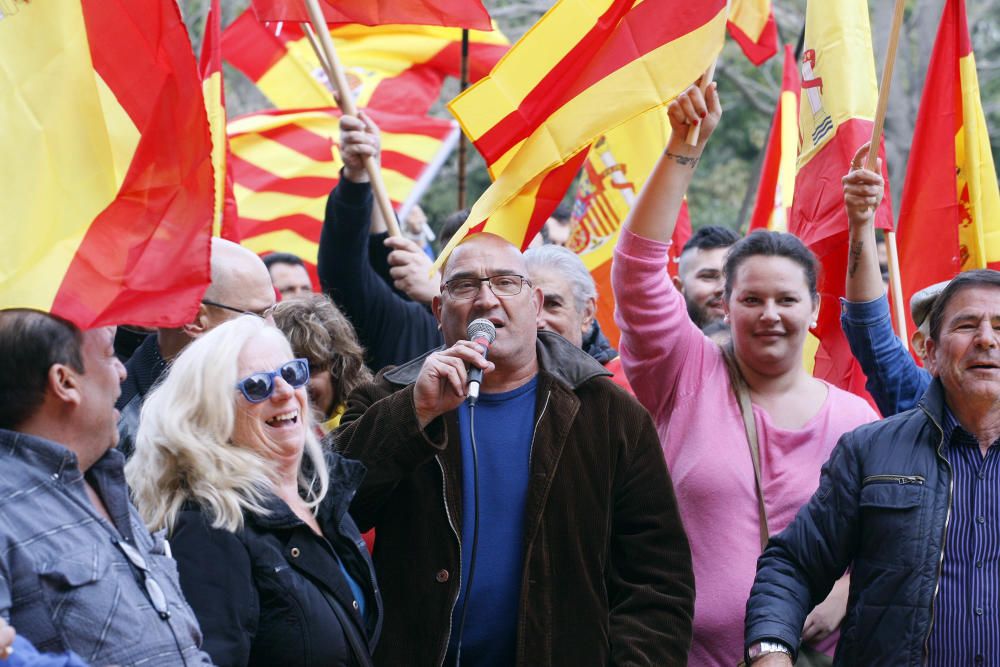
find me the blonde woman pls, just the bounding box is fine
[127,316,380,667]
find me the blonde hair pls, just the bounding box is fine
[126,316,330,533]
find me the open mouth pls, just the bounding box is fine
[266,410,299,428]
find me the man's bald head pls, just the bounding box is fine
[202,238,274,308]
[441,233,528,281]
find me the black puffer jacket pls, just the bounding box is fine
[170,454,382,667]
[746,379,952,665]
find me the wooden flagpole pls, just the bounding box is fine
[457,29,470,210]
[302,0,400,236]
[684,59,718,147]
[864,0,908,349]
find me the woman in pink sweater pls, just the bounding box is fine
[611,84,878,665]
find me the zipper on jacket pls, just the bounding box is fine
[922,411,952,664]
[436,455,462,667]
[527,390,552,471]
[862,474,926,485]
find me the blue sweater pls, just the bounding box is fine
[446,377,538,666]
[840,294,931,416]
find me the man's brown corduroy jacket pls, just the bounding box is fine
[334,331,694,666]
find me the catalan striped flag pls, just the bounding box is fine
[897,0,1000,339]
[0,0,214,329]
[200,0,240,240]
[747,44,800,232]
[222,8,508,114]
[789,0,893,403]
[568,107,691,349]
[229,108,459,285]
[249,0,492,31]
[440,0,728,267]
[728,0,778,66]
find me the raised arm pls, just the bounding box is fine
[843,143,885,303]
[318,113,443,371]
[840,144,930,415]
[622,82,720,242]
[611,83,726,420]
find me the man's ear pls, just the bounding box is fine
[911,330,928,362]
[672,275,685,293]
[432,294,443,324]
[182,304,211,339]
[580,297,597,334]
[923,336,939,376]
[532,285,543,317]
[48,363,83,407]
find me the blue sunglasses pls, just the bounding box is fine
[235,358,310,403]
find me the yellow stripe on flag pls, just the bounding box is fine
[450,0,625,139]
[233,186,327,221]
[768,88,799,231]
[729,0,770,43]
[242,230,319,263]
[204,71,226,237]
[230,135,336,181]
[0,1,133,311]
[957,53,1000,267]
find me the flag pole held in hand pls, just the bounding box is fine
[865,0,908,347]
[302,0,401,237]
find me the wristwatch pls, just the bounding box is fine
[746,641,793,663]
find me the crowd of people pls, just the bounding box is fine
[1,82,998,667]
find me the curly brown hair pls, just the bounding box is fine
[272,294,373,411]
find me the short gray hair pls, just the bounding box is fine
[524,244,597,311]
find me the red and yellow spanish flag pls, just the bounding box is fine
[728,0,778,66]
[568,107,690,349]
[229,108,459,285]
[249,0,492,31]
[789,0,893,403]
[897,0,1000,339]
[201,0,241,241]
[222,8,508,115]
[440,0,728,267]
[0,0,214,329]
[748,44,800,232]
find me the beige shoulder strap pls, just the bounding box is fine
[721,344,769,552]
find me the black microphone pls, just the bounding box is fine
[466,318,496,406]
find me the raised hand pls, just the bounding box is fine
[384,235,441,305]
[339,110,380,183]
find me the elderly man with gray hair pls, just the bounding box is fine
[524,244,631,390]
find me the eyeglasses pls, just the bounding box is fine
[202,299,276,319]
[112,537,171,620]
[443,274,531,300]
[235,358,310,403]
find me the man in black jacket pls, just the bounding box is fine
[335,231,694,666]
[745,269,1000,666]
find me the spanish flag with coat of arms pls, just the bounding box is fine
[789,0,893,403]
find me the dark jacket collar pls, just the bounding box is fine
[917,378,948,433]
[117,334,167,410]
[383,330,611,389]
[583,320,618,365]
[249,452,366,530]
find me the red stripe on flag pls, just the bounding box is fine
[249,0,493,31]
[727,12,778,66]
[790,117,893,247]
[51,0,214,327]
[230,154,337,198]
[518,148,590,251]
[240,215,322,240]
[423,42,511,81]
[473,1,724,165]
[221,10,287,82]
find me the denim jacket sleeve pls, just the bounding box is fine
[840,294,932,416]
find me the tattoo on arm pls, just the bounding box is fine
[848,239,864,278]
[664,151,699,168]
